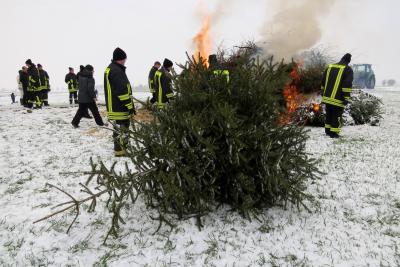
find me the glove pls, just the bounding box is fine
[129,107,136,116]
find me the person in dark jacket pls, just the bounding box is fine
[209,54,230,82]
[25,59,41,109]
[38,64,50,106]
[148,61,161,104]
[104,47,135,157]
[154,58,174,108]
[65,67,78,105]
[19,67,29,107]
[71,65,105,128]
[321,53,354,138]
[76,65,92,118]
[76,65,85,81]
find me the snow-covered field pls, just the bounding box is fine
[0,88,399,266]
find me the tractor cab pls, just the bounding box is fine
[352,64,376,89]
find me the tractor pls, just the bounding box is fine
[352,64,376,89]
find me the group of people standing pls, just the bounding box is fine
[68,47,175,156]
[17,60,50,109]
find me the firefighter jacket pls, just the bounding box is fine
[65,73,78,93]
[321,61,353,108]
[154,67,174,108]
[38,70,49,91]
[27,65,40,92]
[148,66,158,93]
[213,69,230,82]
[104,62,134,121]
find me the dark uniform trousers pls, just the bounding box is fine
[325,104,344,135]
[70,92,78,104]
[71,103,104,126]
[113,120,130,153]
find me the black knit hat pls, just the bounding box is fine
[25,59,33,65]
[113,47,127,61]
[341,53,352,64]
[79,65,84,71]
[85,64,94,72]
[163,58,173,68]
[154,61,161,66]
[208,54,218,68]
[37,64,42,68]
[69,67,74,71]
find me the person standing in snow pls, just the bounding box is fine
[104,47,135,157]
[19,66,29,107]
[65,67,78,106]
[71,65,105,128]
[25,59,41,109]
[38,64,50,106]
[11,93,16,104]
[321,53,354,138]
[77,65,92,118]
[153,58,174,108]
[148,61,161,104]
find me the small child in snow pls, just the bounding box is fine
[11,93,16,104]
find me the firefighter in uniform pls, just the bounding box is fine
[148,61,161,104]
[104,47,135,157]
[38,64,50,106]
[321,53,353,138]
[154,58,174,108]
[65,67,78,105]
[209,54,230,82]
[25,59,40,109]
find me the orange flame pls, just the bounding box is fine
[193,14,212,67]
[281,65,304,124]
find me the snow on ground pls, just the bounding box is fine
[0,88,399,266]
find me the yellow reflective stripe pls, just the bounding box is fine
[325,124,332,129]
[108,111,130,120]
[125,102,133,109]
[342,88,352,93]
[127,83,132,95]
[330,128,341,133]
[118,94,130,101]
[322,96,345,108]
[166,93,174,98]
[156,71,163,106]
[105,68,112,113]
[324,67,331,95]
[331,67,345,99]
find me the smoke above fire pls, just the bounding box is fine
[260,0,336,61]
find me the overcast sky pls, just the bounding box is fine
[0,0,399,91]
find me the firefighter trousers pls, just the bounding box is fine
[69,92,78,104]
[113,119,130,154]
[325,104,344,136]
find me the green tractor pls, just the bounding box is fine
[352,64,376,89]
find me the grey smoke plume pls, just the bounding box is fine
[260,0,336,61]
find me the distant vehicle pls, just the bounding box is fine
[352,64,376,89]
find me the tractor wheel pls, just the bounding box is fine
[367,77,376,89]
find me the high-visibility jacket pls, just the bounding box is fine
[104,62,134,120]
[148,66,158,93]
[38,70,49,91]
[154,67,174,108]
[213,69,230,83]
[65,73,78,93]
[27,65,40,92]
[321,62,353,108]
